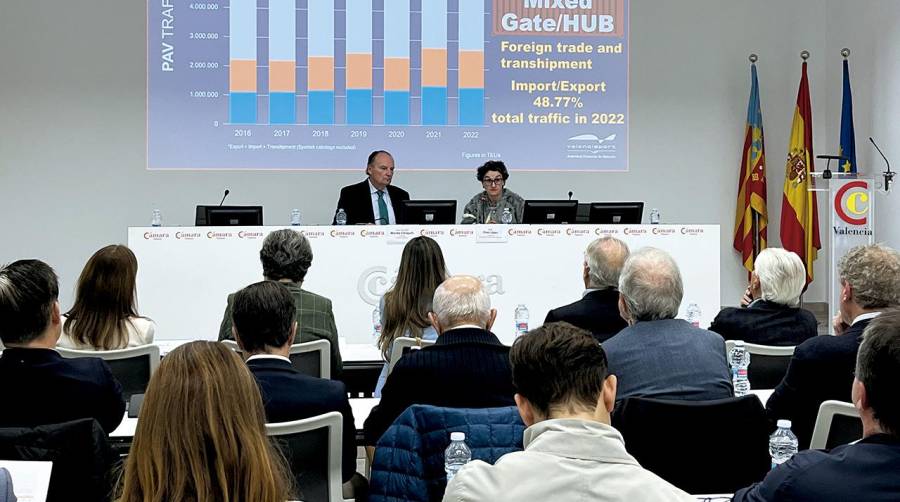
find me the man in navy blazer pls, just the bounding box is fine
[734,309,900,501]
[0,260,124,433]
[333,150,410,225]
[231,280,357,484]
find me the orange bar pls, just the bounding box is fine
[229,59,257,92]
[346,53,373,89]
[422,48,447,87]
[384,58,410,91]
[458,51,484,89]
[307,57,334,91]
[269,60,295,92]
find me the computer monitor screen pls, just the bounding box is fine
[400,200,457,225]
[522,200,579,224]
[588,202,644,224]
[195,205,264,226]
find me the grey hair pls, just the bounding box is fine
[839,244,900,309]
[259,229,313,282]
[618,247,683,322]
[585,236,630,289]
[431,275,491,328]
[754,248,806,307]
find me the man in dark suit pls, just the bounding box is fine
[231,280,359,487]
[710,248,818,346]
[734,309,900,502]
[603,248,732,403]
[364,275,515,445]
[767,244,900,449]
[0,260,124,433]
[333,150,410,225]
[544,236,629,343]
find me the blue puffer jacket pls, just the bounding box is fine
[369,405,525,502]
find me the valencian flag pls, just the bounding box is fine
[733,63,768,272]
[839,57,857,173]
[781,60,821,284]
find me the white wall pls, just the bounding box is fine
[2,0,895,314]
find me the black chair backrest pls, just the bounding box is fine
[105,357,152,403]
[612,395,770,494]
[747,353,792,389]
[270,428,330,502]
[289,351,321,378]
[825,413,864,450]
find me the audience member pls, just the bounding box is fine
[231,280,359,487]
[709,248,817,346]
[603,247,732,402]
[544,236,629,342]
[444,322,693,502]
[734,309,900,501]
[117,341,292,501]
[0,260,124,432]
[374,236,447,397]
[364,275,515,445]
[218,229,342,378]
[0,467,13,502]
[58,244,155,350]
[767,244,900,448]
[333,150,410,225]
[460,161,525,224]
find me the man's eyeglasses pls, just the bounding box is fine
[482,177,504,186]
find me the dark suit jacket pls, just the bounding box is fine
[766,318,873,449]
[544,289,627,343]
[0,348,125,433]
[333,179,410,225]
[733,434,900,502]
[603,319,733,403]
[363,327,515,445]
[247,357,356,482]
[709,300,818,346]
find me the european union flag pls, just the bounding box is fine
[839,59,857,173]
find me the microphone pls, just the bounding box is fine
[870,137,895,191]
[218,189,230,206]
[568,191,574,201]
[815,155,846,180]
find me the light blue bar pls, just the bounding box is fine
[347,89,373,124]
[309,0,334,57]
[269,92,296,124]
[384,91,410,124]
[230,92,257,123]
[269,0,295,61]
[459,88,484,125]
[346,0,372,54]
[384,0,409,57]
[422,86,447,125]
[458,0,483,51]
[308,90,335,124]
[229,0,256,60]
[422,0,447,49]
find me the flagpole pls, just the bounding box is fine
[842,48,850,59]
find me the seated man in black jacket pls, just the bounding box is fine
[734,309,900,502]
[364,275,515,445]
[230,280,359,488]
[0,260,124,433]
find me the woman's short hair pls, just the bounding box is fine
[753,248,806,307]
[259,229,313,282]
[476,161,509,182]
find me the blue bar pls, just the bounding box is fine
[458,0,483,51]
[346,0,372,54]
[384,0,410,57]
[230,92,257,123]
[269,92,296,124]
[459,88,484,125]
[384,91,410,125]
[422,0,447,49]
[347,89,373,124]
[308,91,335,124]
[229,0,256,60]
[309,0,334,57]
[269,0,295,61]
[422,87,447,125]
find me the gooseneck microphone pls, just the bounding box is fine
[568,191,574,201]
[219,189,230,206]
[870,137,895,192]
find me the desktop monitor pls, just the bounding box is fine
[195,205,264,226]
[522,200,579,224]
[588,202,644,224]
[400,200,457,225]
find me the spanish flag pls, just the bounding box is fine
[780,61,821,284]
[733,63,768,272]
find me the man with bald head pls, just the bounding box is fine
[333,150,411,225]
[363,275,515,445]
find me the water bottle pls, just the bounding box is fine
[444,432,472,483]
[290,208,302,226]
[729,341,751,396]
[685,303,702,327]
[372,306,382,340]
[769,420,799,469]
[500,207,513,224]
[649,208,660,224]
[151,209,162,227]
[514,304,529,337]
[335,208,348,225]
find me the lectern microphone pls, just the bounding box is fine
[870,137,895,192]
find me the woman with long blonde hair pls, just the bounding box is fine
[117,341,292,501]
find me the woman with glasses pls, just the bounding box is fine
[461,161,525,224]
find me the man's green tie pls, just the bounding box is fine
[377,190,389,225]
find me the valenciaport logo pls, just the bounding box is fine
[329,229,356,238]
[360,229,385,238]
[238,231,264,239]
[507,228,533,237]
[420,229,446,237]
[537,228,563,237]
[651,227,677,236]
[566,228,592,236]
[834,180,870,225]
[206,231,233,239]
[143,231,170,240]
[175,231,201,240]
[300,229,326,238]
[450,228,475,237]
[680,227,704,235]
[623,228,647,236]
[594,228,620,235]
